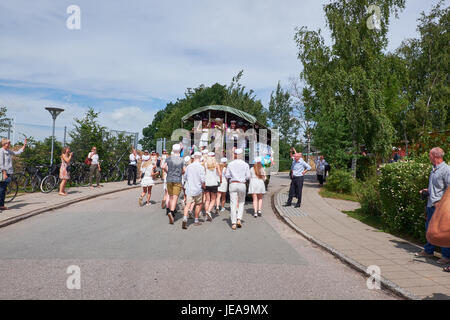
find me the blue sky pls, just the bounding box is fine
[0,0,447,144]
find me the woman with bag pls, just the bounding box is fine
[248,157,266,218]
[59,147,73,196]
[203,152,221,220]
[87,146,101,189]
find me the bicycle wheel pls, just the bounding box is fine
[14,173,27,193]
[110,167,123,182]
[40,175,57,193]
[80,170,90,187]
[30,175,42,193]
[5,178,19,203]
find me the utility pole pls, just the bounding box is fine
[63,126,67,147]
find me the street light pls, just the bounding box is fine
[45,107,64,166]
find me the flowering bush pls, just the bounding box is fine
[378,160,430,241]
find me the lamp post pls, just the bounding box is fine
[45,107,64,166]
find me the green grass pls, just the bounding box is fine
[319,187,359,202]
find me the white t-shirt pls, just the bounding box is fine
[129,154,141,165]
[88,152,99,165]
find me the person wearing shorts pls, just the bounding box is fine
[203,152,221,220]
[216,157,228,213]
[162,144,185,224]
[182,152,205,229]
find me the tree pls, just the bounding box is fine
[0,106,11,137]
[294,0,405,176]
[69,108,106,163]
[396,1,449,143]
[268,82,297,144]
[139,71,268,151]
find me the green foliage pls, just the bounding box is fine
[325,169,354,193]
[268,82,296,145]
[356,156,377,180]
[139,71,268,151]
[295,0,405,175]
[68,108,133,170]
[19,137,62,168]
[355,175,383,216]
[397,2,449,142]
[0,106,10,135]
[378,160,430,241]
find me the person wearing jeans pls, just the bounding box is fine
[417,147,450,265]
[128,147,140,186]
[225,148,250,230]
[0,138,27,210]
[88,147,101,188]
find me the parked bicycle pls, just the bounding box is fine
[40,163,62,193]
[102,151,128,182]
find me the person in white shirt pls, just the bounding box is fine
[216,157,228,213]
[203,152,222,220]
[160,149,170,210]
[248,157,266,218]
[225,148,250,230]
[87,146,101,189]
[139,159,157,207]
[128,147,141,186]
[182,152,206,229]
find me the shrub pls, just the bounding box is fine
[326,169,354,193]
[356,156,377,181]
[378,160,430,241]
[355,175,382,217]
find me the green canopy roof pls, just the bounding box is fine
[181,105,264,127]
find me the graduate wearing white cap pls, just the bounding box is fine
[224,148,251,230]
[162,143,185,224]
[248,157,267,218]
[182,151,205,229]
[216,157,229,212]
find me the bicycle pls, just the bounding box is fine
[20,165,47,193]
[68,162,90,187]
[4,173,22,203]
[102,151,128,182]
[40,164,61,193]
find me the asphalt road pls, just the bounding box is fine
[0,174,398,299]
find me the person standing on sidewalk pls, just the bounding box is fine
[58,147,73,196]
[315,155,328,187]
[417,147,450,265]
[128,147,141,186]
[162,144,185,224]
[284,153,311,208]
[87,146,102,189]
[0,138,27,211]
[248,157,266,218]
[182,152,205,229]
[225,148,250,230]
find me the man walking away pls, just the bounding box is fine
[225,148,250,230]
[163,144,185,224]
[315,155,328,187]
[417,147,450,265]
[128,147,140,185]
[284,153,311,208]
[182,152,205,229]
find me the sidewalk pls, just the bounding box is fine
[0,181,145,228]
[273,173,450,300]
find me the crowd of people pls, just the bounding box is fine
[133,143,268,230]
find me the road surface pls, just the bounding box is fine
[0,174,397,299]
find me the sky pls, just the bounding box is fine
[0,0,447,145]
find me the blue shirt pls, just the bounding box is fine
[291,158,311,177]
[427,162,450,207]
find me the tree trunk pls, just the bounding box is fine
[351,139,357,178]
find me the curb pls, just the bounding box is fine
[0,182,162,229]
[271,186,421,301]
